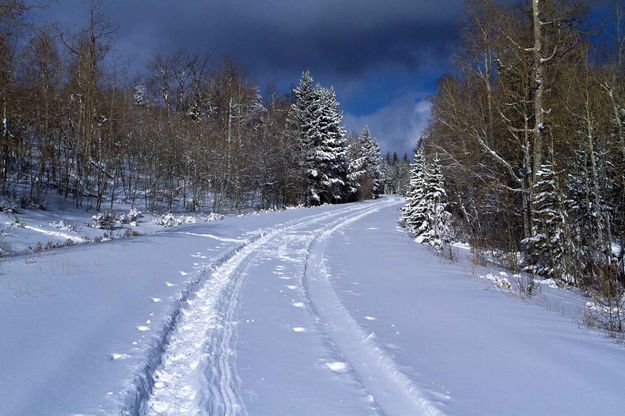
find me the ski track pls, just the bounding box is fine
[129,199,439,416]
[22,224,86,243]
[173,232,247,244]
[131,203,378,416]
[301,201,445,416]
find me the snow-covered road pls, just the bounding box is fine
[2,197,625,416]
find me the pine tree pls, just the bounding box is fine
[288,73,350,205]
[402,151,452,249]
[397,153,411,196]
[523,160,573,284]
[346,140,367,200]
[416,156,452,248]
[358,126,383,197]
[289,71,324,205]
[346,127,383,200]
[401,148,427,233]
[317,86,349,203]
[381,152,391,194]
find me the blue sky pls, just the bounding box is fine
[31,0,617,156]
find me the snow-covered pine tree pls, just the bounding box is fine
[416,156,453,249]
[380,153,391,194]
[358,126,383,197]
[401,148,427,233]
[346,140,367,200]
[317,86,349,203]
[386,152,401,194]
[523,159,574,284]
[346,127,384,200]
[288,73,350,205]
[397,153,411,196]
[289,71,324,205]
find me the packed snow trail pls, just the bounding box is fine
[301,208,443,416]
[143,202,403,415]
[0,201,388,416]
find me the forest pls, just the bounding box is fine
[0,0,395,216]
[407,0,625,323]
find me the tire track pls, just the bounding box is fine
[125,203,375,416]
[197,203,393,416]
[301,199,445,416]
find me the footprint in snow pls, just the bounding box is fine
[325,361,349,373]
[291,302,305,308]
[179,271,188,276]
[150,297,161,303]
[286,285,298,290]
[364,316,376,321]
[291,326,306,333]
[136,325,150,332]
[164,281,176,287]
[110,353,131,360]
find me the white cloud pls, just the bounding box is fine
[344,95,432,156]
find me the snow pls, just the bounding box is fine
[479,272,513,290]
[22,224,86,243]
[1,197,625,416]
[0,203,227,257]
[325,361,349,373]
[326,202,625,415]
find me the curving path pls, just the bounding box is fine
[139,199,436,416]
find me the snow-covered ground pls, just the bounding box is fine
[0,203,225,257]
[1,196,624,415]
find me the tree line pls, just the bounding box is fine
[416,0,625,305]
[0,1,383,215]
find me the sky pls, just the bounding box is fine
[33,0,464,155]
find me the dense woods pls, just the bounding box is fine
[418,0,625,310]
[0,1,384,215]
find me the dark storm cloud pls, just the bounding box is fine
[42,0,463,81]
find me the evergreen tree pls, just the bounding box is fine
[346,140,367,200]
[289,71,324,205]
[417,156,453,248]
[381,152,391,193]
[317,86,349,203]
[397,153,411,196]
[288,72,350,205]
[402,151,452,249]
[346,127,384,200]
[401,148,427,233]
[523,160,573,283]
[358,126,383,197]
[385,152,401,194]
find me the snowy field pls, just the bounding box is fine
[1,196,624,416]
